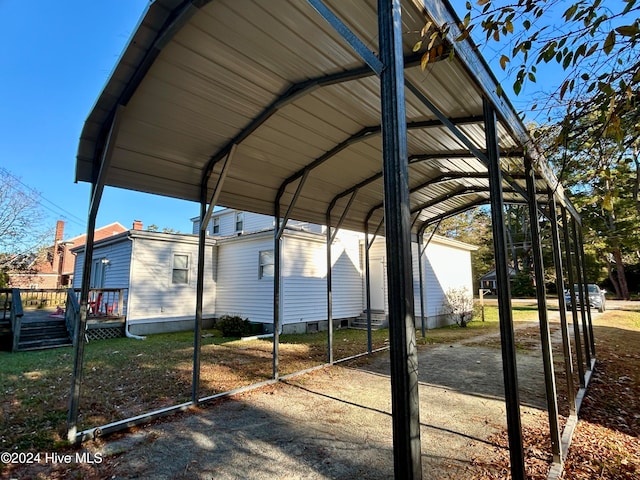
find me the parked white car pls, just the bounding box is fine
[565,284,606,312]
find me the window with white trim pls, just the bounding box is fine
[259,250,274,279]
[172,254,189,284]
[235,212,244,232]
[212,217,220,234]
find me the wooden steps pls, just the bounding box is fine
[351,310,388,330]
[16,317,72,351]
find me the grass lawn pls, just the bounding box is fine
[1,324,394,453]
[1,303,639,478]
[0,306,540,456]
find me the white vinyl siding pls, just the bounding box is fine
[424,241,474,317]
[127,239,216,322]
[204,210,273,237]
[367,237,474,322]
[73,242,132,291]
[329,233,363,318]
[215,236,274,322]
[199,210,322,238]
[216,230,362,325]
[281,235,328,324]
[281,233,362,324]
[75,234,217,323]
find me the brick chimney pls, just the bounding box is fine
[132,220,143,231]
[55,220,65,243]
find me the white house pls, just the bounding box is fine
[73,210,476,335]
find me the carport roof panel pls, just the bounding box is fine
[76,0,565,232]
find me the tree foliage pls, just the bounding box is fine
[538,114,639,298]
[414,1,640,296]
[454,0,640,142]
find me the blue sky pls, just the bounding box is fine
[0,0,197,240]
[0,1,562,242]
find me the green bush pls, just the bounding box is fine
[215,315,250,338]
[512,270,535,297]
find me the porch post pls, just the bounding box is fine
[525,157,561,463]
[483,97,526,480]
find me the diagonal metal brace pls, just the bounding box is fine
[201,143,237,232]
[307,0,383,76]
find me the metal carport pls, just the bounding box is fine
[70,1,595,478]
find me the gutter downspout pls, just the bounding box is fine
[126,234,146,340]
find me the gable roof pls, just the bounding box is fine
[76,0,576,237]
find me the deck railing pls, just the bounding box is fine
[19,288,67,308]
[0,288,23,352]
[13,288,126,319]
[74,288,127,318]
[1,289,12,321]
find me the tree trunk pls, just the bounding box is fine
[612,247,630,300]
[605,256,621,299]
[633,149,639,218]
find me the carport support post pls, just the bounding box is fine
[326,214,334,364]
[571,217,592,371]
[562,207,586,386]
[364,223,373,353]
[68,107,121,442]
[578,226,596,358]
[417,230,426,337]
[67,196,97,442]
[192,196,207,404]
[483,97,526,480]
[378,0,422,477]
[549,196,577,415]
[273,206,282,379]
[525,157,561,463]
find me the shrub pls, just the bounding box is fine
[512,270,535,297]
[215,315,250,337]
[442,287,474,327]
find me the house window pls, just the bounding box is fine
[212,217,220,234]
[235,212,244,232]
[172,254,189,284]
[259,250,274,278]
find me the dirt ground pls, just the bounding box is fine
[6,318,558,480]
